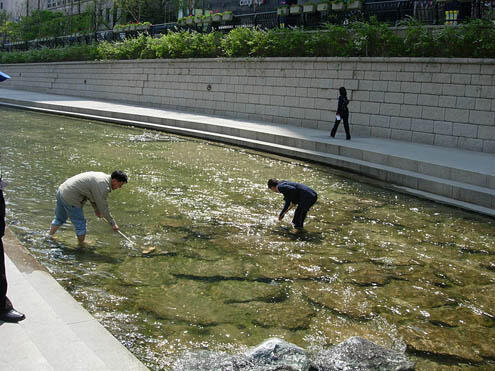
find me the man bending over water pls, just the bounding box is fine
[49,170,128,245]
[268,179,317,230]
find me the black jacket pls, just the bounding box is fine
[337,95,349,116]
[277,181,317,216]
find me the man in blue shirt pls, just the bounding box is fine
[268,179,317,230]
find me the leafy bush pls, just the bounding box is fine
[1,19,494,63]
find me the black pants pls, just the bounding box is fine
[0,239,12,313]
[331,112,351,139]
[0,190,11,313]
[292,195,317,228]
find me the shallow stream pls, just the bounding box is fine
[1,106,494,370]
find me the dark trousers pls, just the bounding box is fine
[331,112,351,139]
[292,195,317,228]
[0,189,11,313]
[0,239,12,313]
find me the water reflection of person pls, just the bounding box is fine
[48,171,128,246]
[0,176,26,322]
[268,179,317,230]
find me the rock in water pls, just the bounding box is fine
[311,336,415,371]
[245,337,310,371]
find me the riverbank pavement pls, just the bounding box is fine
[0,87,493,217]
[0,229,149,371]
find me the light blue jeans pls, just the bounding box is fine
[51,191,86,236]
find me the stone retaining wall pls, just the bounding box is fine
[2,57,495,153]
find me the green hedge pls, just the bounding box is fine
[1,19,494,63]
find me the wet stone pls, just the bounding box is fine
[311,336,415,371]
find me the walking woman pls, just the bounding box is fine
[330,87,351,140]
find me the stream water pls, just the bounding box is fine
[1,106,494,370]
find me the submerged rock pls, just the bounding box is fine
[311,336,415,371]
[172,336,414,371]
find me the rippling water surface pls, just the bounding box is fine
[1,106,494,370]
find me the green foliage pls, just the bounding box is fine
[1,19,494,63]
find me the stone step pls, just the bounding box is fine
[4,254,109,370]
[3,230,149,371]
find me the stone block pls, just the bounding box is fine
[372,81,388,92]
[380,71,397,81]
[412,119,434,133]
[456,97,476,110]
[445,108,469,123]
[438,95,457,108]
[352,113,370,126]
[380,103,401,116]
[384,92,404,104]
[388,81,401,92]
[352,125,371,137]
[483,140,495,154]
[412,131,435,145]
[420,83,443,95]
[451,169,488,187]
[364,71,380,80]
[465,86,482,98]
[418,179,453,198]
[469,110,495,126]
[371,127,391,138]
[481,86,495,99]
[451,73,472,85]
[418,162,450,179]
[432,73,452,84]
[400,104,423,118]
[478,126,495,140]
[443,84,466,96]
[360,102,380,114]
[452,187,492,208]
[404,63,423,72]
[353,90,370,101]
[404,93,418,105]
[418,94,439,107]
[401,81,422,93]
[434,134,458,148]
[390,117,412,130]
[370,115,390,128]
[359,80,374,91]
[413,72,433,82]
[387,172,418,189]
[397,72,414,81]
[422,106,445,121]
[434,121,453,135]
[370,91,385,102]
[458,137,483,152]
[453,123,478,138]
[475,98,492,111]
[390,129,413,142]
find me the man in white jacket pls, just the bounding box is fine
[49,170,128,245]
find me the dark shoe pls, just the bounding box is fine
[346,136,351,140]
[0,309,26,323]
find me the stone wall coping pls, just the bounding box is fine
[4,56,495,67]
